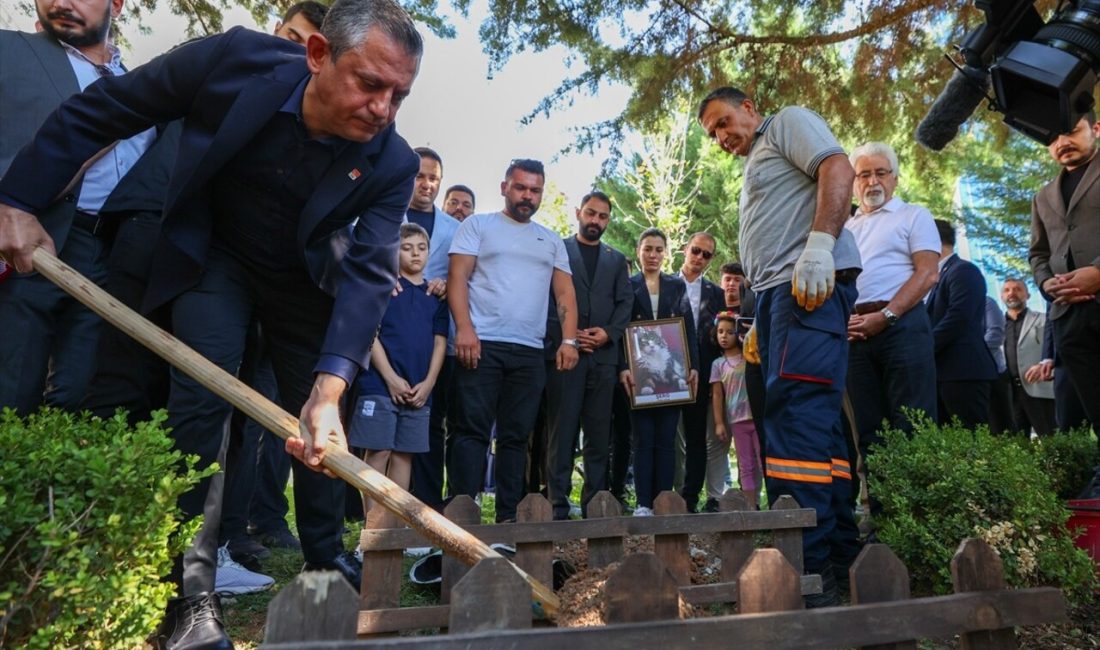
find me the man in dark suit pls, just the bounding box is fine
[543,191,632,519]
[928,220,998,428]
[1030,112,1100,440]
[676,232,725,512]
[0,1,423,647]
[0,0,154,415]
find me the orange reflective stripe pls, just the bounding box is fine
[766,469,833,484]
[765,457,833,484]
[830,457,852,480]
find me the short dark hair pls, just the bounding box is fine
[580,190,613,212]
[505,158,545,179]
[1085,109,1097,126]
[1003,276,1029,289]
[282,1,328,29]
[323,0,422,60]
[400,222,429,243]
[698,86,750,120]
[444,184,475,206]
[934,219,956,247]
[686,231,716,249]
[720,262,744,277]
[637,227,667,247]
[414,146,443,172]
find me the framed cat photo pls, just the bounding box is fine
[624,317,694,409]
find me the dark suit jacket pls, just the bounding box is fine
[927,255,997,382]
[0,30,82,251]
[0,28,418,383]
[546,237,633,366]
[621,273,699,374]
[1029,156,1100,320]
[686,275,726,380]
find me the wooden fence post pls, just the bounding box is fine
[952,538,1017,650]
[771,495,805,574]
[737,548,803,614]
[718,490,755,583]
[441,495,481,604]
[586,491,624,569]
[850,544,917,650]
[516,493,554,590]
[449,557,531,633]
[264,572,358,644]
[360,508,401,612]
[653,491,691,585]
[605,553,682,623]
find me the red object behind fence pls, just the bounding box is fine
[1068,499,1100,573]
[0,260,10,283]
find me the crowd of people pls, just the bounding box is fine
[1,0,1099,647]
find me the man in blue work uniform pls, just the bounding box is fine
[698,86,862,607]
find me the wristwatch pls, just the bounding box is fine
[562,338,579,348]
[880,307,899,327]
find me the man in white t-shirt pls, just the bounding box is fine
[447,159,580,522]
[844,141,940,522]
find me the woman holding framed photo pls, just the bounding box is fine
[619,228,699,516]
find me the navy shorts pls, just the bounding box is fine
[348,394,430,453]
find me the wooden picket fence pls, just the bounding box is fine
[349,489,820,635]
[263,536,1066,649]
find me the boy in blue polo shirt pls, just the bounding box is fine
[350,223,449,523]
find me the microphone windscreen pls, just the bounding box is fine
[916,66,991,151]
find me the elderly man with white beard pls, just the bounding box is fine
[842,141,941,531]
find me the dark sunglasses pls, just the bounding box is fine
[690,246,714,260]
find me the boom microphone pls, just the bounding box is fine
[915,65,992,151]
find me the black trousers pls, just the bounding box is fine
[220,323,292,543]
[937,379,991,430]
[608,382,633,498]
[448,342,546,522]
[680,383,711,511]
[988,372,1016,436]
[1009,379,1056,437]
[411,355,455,512]
[168,246,345,595]
[1054,301,1100,441]
[81,211,171,422]
[544,355,616,518]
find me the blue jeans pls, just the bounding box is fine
[448,341,546,522]
[756,281,858,573]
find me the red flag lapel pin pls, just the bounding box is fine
[348,168,362,181]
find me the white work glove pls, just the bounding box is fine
[791,231,836,311]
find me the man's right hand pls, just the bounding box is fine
[618,369,635,395]
[0,204,54,273]
[455,325,481,369]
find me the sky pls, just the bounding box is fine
[5,1,633,220]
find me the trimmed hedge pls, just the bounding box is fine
[0,409,210,649]
[867,415,1097,604]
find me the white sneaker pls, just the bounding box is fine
[633,506,654,517]
[404,546,433,558]
[215,544,274,596]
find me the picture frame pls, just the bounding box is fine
[623,317,694,409]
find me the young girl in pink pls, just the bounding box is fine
[710,312,762,507]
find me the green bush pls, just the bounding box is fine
[0,408,211,649]
[866,415,1097,603]
[1031,427,1099,500]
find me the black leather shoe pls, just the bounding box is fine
[152,592,234,650]
[303,550,362,591]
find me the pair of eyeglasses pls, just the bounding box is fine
[690,246,714,260]
[856,169,893,181]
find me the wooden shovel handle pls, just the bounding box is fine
[31,247,559,618]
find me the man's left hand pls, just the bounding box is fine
[287,373,348,477]
[577,327,609,352]
[791,231,836,311]
[556,343,579,371]
[1048,267,1100,304]
[847,312,887,341]
[688,369,699,397]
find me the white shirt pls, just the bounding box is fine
[844,196,941,304]
[681,272,702,325]
[449,212,571,349]
[61,42,155,214]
